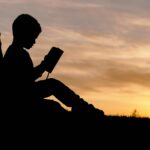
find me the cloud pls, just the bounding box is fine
[0,0,27,4]
[48,55,150,95]
[104,60,150,87]
[1,0,150,47]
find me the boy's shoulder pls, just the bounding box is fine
[5,45,29,57]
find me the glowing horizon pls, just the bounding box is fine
[1,0,150,117]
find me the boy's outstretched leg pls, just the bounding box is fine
[34,78,104,115]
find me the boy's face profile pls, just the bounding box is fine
[22,34,39,49]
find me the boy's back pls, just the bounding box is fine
[2,44,35,112]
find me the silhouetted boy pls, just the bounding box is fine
[2,14,104,120]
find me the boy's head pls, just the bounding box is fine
[12,14,42,49]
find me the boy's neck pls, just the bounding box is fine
[12,39,23,48]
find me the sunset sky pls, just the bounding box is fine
[1,0,150,117]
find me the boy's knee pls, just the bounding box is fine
[46,78,62,86]
[47,78,67,89]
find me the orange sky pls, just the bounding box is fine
[1,0,150,117]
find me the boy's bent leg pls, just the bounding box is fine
[34,78,81,107]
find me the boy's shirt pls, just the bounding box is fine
[2,44,35,109]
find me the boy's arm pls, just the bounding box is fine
[33,60,46,80]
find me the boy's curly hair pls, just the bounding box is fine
[12,14,41,39]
